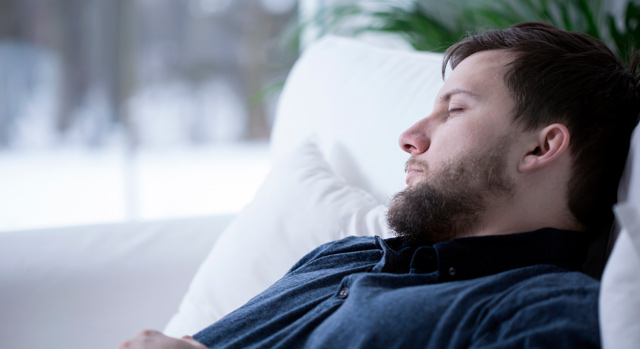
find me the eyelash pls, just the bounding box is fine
[448,108,464,114]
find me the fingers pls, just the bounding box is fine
[118,330,206,349]
[181,335,207,348]
[117,329,164,349]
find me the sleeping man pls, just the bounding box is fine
[120,22,640,348]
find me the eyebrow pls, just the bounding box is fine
[439,88,482,102]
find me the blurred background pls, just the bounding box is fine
[1,0,637,231]
[0,0,299,231]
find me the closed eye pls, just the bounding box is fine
[448,108,464,114]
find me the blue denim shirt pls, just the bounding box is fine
[194,228,600,348]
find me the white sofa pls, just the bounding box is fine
[1,35,638,349]
[0,215,234,348]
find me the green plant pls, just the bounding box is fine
[307,1,476,52]
[608,1,640,62]
[312,0,640,64]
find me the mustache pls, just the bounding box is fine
[404,158,428,173]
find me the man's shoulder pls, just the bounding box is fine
[504,266,599,296]
[487,265,599,308]
[470,267,600,347]
[287,235,381,274]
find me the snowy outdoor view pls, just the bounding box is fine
[0,0,299,231]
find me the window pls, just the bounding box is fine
[0,0,298,231]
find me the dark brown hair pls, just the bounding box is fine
[443,22,640,233]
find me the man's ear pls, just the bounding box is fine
[519,123,570,172]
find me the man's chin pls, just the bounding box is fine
[406,176,430,188]
[387,182,459,246]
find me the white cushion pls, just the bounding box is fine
[0,215,233,349]
[600,126,640,349]
[164,140,391,336]
[271,35,444,202]
[601,203,640,349]
[164,36,446,336]
[616,125,640,216]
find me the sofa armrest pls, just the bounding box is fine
[0,214,234,349]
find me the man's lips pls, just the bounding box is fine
[404,160,426,185]
[405,168,424,184]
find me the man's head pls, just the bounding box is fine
[388,22,640,245]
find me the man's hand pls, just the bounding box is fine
[118,330,207,349]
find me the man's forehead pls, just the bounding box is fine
[448,49,515,74]
[439,51,513,100]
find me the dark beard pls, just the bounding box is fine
[387,144,514,246]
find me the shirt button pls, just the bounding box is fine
[338,287,350,299]
[448,267,457,276]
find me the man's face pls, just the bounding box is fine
[387,50,522,245]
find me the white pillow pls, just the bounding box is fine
[600,125,640,349]
[164,139,391,336]
[600,203,640,349]
[270,35,444,203]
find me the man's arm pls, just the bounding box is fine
[118,330,207,349]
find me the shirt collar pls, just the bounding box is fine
[376,228,589,281]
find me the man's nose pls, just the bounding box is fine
[399,118,431,155]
